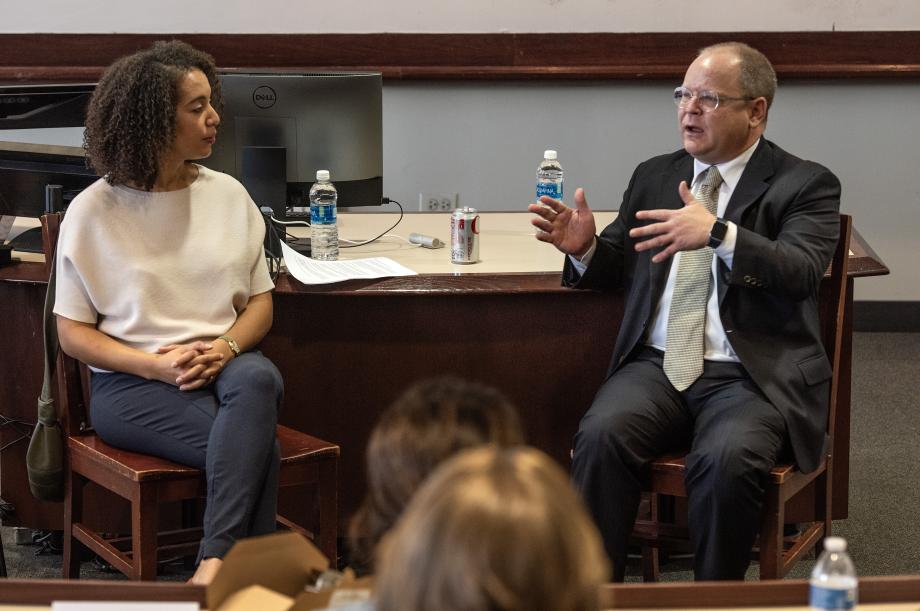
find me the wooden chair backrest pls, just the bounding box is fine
[55,342,94,438]
[819,213,852,454]
[41,212,94,438]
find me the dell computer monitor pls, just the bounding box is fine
[203,71,383,219]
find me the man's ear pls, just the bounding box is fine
[749,97,768,127]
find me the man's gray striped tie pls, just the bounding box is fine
[663,166,723,391]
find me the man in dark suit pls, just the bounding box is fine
[528,42,840,580]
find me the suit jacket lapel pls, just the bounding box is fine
[724,139,774,225]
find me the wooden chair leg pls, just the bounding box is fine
[181,499,198,570]
[641,492,662,582]
[759,487,782,580]
[63,470,85,579]
[316,458,338,564]
[0,527,7,578]
[132,486,159,580]
[641,544,660,582]
[816,467,833,554]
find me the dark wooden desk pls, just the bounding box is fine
[0,579,205,606]
[0,229,887,534]
[0,574,916,609]
[600,575,920,608]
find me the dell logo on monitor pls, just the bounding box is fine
[252,86,277,109]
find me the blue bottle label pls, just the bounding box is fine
[311,204,337,225]
[809,585,856,609]
[536,181,563,201]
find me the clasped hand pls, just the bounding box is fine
[154,341,232,391]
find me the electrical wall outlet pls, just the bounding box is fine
[418,192,459,212]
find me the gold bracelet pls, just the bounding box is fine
[217,335,241,357]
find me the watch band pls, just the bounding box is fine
[218,335,241,357]
[708,218,729,249]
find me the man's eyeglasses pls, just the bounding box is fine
[673,86,754,112]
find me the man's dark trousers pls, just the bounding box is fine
[572,347,787,581]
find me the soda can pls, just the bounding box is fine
[450,207,480,264]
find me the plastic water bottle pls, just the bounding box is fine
[809,537,857,610]
[309,170,338,260]
[536,149,564,203]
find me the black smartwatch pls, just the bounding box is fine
[708,218,729,249]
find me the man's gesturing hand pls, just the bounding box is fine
[629,180,716,263]
[528,188,596,258]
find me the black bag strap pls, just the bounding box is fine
[37,249,58,427]
[27,234,66,503]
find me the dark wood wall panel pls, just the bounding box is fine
[2,31,920,82]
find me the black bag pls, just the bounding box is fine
[26,254,65,502]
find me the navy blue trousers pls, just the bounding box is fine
[90,351,283,562]
[572,347,787,581]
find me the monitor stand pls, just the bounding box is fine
[7,226,44,254]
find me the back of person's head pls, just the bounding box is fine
[375,446,610,611]
[349,376,524,571]
[84,39,222,189]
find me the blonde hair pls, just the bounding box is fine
[375,446,610,611]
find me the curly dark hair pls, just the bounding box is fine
[348,376,524,574]
[84,40,222,190]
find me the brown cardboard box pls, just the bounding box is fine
[207,532,371,611]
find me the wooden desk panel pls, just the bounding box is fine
[0,579,205,606]
[0,269,58,529]
[0,575,916,608]
[265,274,622,524]
[600,575,920,609]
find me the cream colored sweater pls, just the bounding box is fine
[54,165,274,355]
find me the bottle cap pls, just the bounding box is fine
[316,170,330,181]
[544,150,558,160]
[823,537,846,552]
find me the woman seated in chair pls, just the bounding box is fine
[373,446,610,611]
[54,40,281,585]
[348,376,524,574]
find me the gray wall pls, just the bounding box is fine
[6,0,920,33]
[383,80,918,302]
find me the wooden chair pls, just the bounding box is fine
[632,213,853,580]
[41,213,340,580]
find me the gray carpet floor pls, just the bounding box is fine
[2,332,918,581]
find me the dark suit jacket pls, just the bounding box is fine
[564,138,841,473]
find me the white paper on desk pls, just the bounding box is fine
[53,603,199,610]
[280,241,418,285]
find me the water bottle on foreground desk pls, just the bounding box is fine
[536,149,564,203]
[810,537,857,610]
[310,170,339,260]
